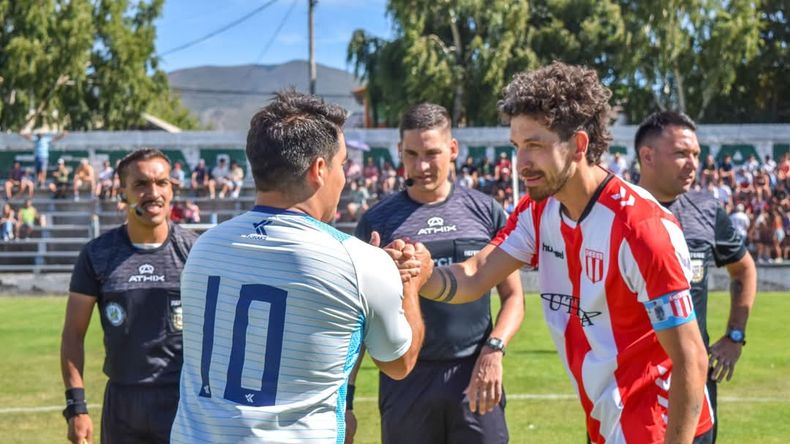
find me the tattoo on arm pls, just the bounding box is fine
[730,278,743,297]
[439,269,458,303]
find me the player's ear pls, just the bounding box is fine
[449,138,459,162]
[307,156,327,188]
[573,131,589,162]
[638,145,653,165]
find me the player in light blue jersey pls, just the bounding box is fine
[171,90,430,444]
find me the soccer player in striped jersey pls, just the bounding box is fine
[390,62,713,443]
[170,90,430,443]
[635,111,757,443]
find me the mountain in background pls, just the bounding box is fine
[168,60,363,131]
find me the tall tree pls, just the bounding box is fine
[349,0,533,127]
[0,0,197,131]
[619,0,761,122]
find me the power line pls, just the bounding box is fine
[242,0,299,81]
[171,86,353,99]
[159,0,279,57]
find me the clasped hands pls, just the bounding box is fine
[370,231,433,287]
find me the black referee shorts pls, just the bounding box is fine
[100,382,179,444]
[379,354,509,444]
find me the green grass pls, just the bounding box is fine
[1,292,788,443]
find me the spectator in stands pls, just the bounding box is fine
[95,160,115,199]
[699,154,718,187]
[184,199,200,223]
[170,200,186,223]
[49,158,71,199]
[169,161,186,197]
[718,154,736,187]
[211,157,231,198]
[456,166,475,189]
[72,159,95,201]
[362,157,380,189]
[228,160,245,199]
[730,203,750,240]
[21,130,67,188]
[381,160,397,182]
[608,152,628,177]
[478,155,495,192]
[15,199,40,239]
[191,158,215,199]
[346,179,370,221]
[778,153,790,180]
[344,158,362,182]
[4,161,34,200]
[744,154,760,174]
[494,151,512,181]
[1,202,16,241]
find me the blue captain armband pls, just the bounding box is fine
[643,290,696,331]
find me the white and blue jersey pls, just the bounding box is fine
[171,205,412,443]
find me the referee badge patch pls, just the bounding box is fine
[170,299,183,331]
[105,302,126,327]
[690,259,705,283]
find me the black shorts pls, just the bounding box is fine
[101,382,179,444]
[379,354,508,444]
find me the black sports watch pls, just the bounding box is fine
[726,328,746,345]
[485,337,506,355]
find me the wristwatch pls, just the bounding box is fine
[485,337,506,355]
[726,328,746,345]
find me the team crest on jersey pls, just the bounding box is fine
[584,249,605,283]
[690,259,705,283]
[105,302,126,327]
[417,216,457,235]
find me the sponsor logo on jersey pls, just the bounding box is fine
[540,293,602,326]
[128,263,165,283]
[542,242,565,259]
[241,220,271,240]
[417,216,457,235]
[610,186,635,207]
[105,302,126,327]
[434,256,453,266]
[584,249,605,283]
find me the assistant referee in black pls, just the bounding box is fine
[60,149,197,444]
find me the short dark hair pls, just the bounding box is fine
[399,103,451,138]
[116,148,171,187]
[634,111,697,162]
[498,61,613,164]
[246,90,347,192]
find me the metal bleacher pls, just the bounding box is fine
[1,183,359,274]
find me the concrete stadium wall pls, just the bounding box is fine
[2,124,790,166]
[2,265,788,296]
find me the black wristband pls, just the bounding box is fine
[346,384,356,411]
[63,388,88,422]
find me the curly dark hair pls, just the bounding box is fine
[246,89,347,193]
[498,61,613,164]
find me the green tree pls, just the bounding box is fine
[618,0,761,122]
[704,0,789,123]
[0,0,198,131]
[349,0,533,127]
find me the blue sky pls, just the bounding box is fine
[155,0,393,73]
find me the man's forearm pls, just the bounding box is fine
[60,335,86,389]
[726,256,757,331]
[665,359,707,443]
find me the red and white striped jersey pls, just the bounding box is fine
[493,174,713,443]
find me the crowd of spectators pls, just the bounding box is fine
[607,151,790,262]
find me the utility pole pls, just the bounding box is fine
[308,0,317,95]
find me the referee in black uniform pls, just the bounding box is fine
[60,148,197,444]
[350,104,523,444]
[635,111,757,443]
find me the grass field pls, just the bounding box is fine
[0,292,788,443]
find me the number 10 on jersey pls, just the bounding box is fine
[199,276,288,407]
